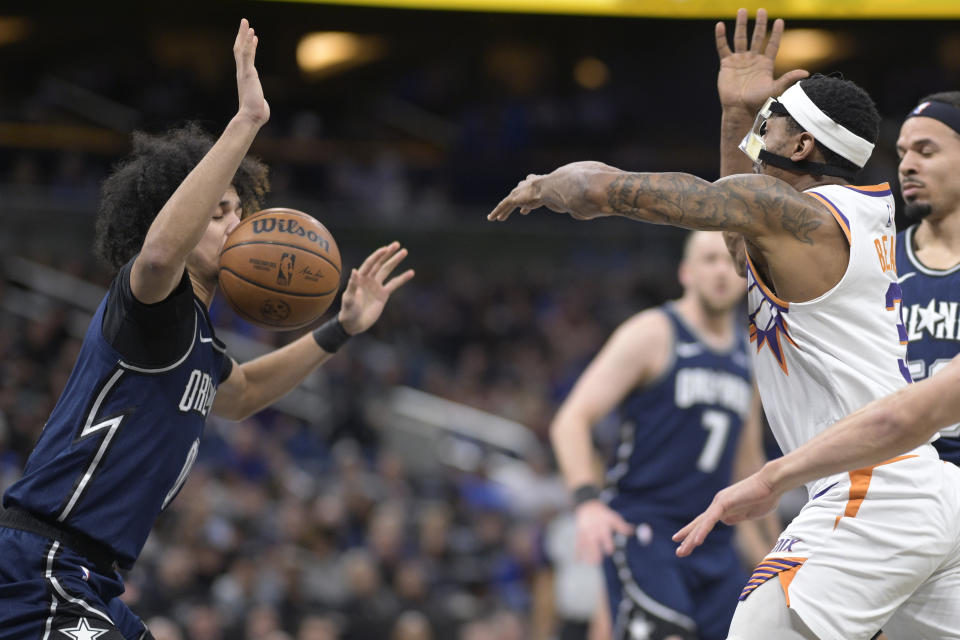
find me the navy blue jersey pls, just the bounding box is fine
[605,305,752,540]
[4,259,231,568]
[896,225,960,463]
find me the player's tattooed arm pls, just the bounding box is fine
[603,172,824,245]
[488,162,829,246]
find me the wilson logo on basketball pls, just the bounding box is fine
[251,218,331,252]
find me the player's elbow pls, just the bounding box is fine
[549,407,590,446]
[136,244,183,278]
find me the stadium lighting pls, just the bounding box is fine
[775,29,852,72]
[296,32,385,76]
[573,57,610,90]
[0,17,31,45]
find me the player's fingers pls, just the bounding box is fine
[715,22,732,59]
[489,176,540,221]
[672,518,695,544]
[612,514,635,536]
[488,192,523,221]
[733,8,749,52]
[749,8,768,53]
[679,511,719,557]
[376,246,409,283]
[243,26,257,67]
[359,243,397,276]
[764,17,784,58]
[674,520,702,557]
[383,269,415,295]
[233,22,249,68]
[342,268,360,297]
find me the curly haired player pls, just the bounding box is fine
[0,20,412,640]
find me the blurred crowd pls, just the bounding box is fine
[4,10,953,638]
[0,245,680,640]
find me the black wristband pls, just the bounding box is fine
[312,316,352,353]
[572,484,601,506]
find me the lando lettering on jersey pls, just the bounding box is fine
[178,370,217,417]
[674,368,751,417]
[251,218,330,252]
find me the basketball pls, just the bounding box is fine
[218,208,342,330]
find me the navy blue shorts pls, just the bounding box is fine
[0,527,150,640]
[602,521,746,640]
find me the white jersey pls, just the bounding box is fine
[745,183,913,458]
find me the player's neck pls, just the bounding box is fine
[913,209,960,267]
[188,273,216,308]
[674,297,734,348]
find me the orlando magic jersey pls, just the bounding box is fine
[4,259,230,568]
[605,305,752,541]
[896,224,960,463]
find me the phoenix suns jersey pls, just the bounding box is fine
[4,259,231,568]
[746,183,921,465]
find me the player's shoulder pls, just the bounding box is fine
[607,307,676,383]
[616,306,674,342]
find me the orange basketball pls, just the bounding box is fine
[218,208,342,330]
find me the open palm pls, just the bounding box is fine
[716,9,808,112]
[338,242,414,335]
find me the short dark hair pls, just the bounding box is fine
[917,91,960,109]
[781,74,880,177]
[94,122,270,271]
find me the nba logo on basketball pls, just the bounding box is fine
[277,253,296,286]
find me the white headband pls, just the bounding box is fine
[777,83,874,168]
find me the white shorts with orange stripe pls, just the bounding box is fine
[739,444,960,640]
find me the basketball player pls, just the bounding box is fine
[0,20,413,640]
[713,9,960,467]
[488,52,960,640]
[553,230,770,640]
[895,91,960,463]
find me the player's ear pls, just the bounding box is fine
[792,132,817,162]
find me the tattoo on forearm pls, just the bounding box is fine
[603,173,823,245]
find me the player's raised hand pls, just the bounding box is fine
[672,470,781,558]
[338,242,414,335]
[716,8,808,113]
[487,161,615,222]
[234,18,270,126]
[575,500,635,565]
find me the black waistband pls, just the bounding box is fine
[0,506,118,574]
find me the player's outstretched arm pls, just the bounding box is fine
[131,19,270,304]
[488,162,830,248]
[716,9,807,178]
[212,242,413,421]
[551,311,670,563]
[673,354,960,557]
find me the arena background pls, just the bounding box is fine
[0,2,958,639]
